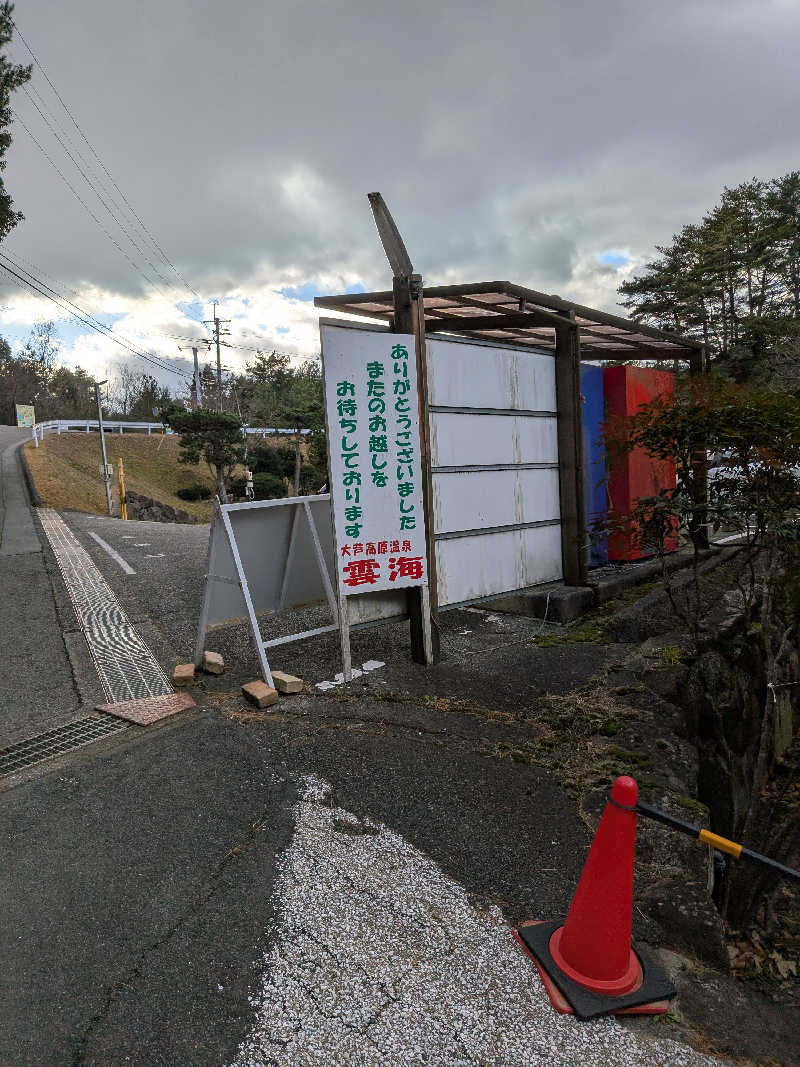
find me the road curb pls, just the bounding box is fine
[16,440,43,508]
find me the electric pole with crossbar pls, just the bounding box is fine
[203,302,231,412]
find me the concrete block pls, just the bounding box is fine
[272,671,303,694]
[491,585,595,624]
[202,650,224,675]
[172,663,195,687]
[242,680,279,708]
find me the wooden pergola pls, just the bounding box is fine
[314,279,704,366]
[316,182,710,679]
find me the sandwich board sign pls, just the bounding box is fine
[320,323,432,677]
[193,495,339,687]
[15,404,35,428]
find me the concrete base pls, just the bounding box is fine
[488,548,718,625]
[490,585,594,624]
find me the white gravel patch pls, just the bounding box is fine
[232,775,723,1066]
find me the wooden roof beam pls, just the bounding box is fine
[423,307,566,334]
[504,282,702,351]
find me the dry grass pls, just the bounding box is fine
[24,431,217,520]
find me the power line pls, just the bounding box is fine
[0,253,191,380]
[4,248,209,357]
[1,249,213,374]
[13,111,175,299]
[20,83,179,297]
[10,17,203,303]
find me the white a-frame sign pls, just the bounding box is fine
[194,494,339,686]
[320,323,432,680]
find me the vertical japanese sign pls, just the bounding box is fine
[320,324,428,595]
[15,404,35,428]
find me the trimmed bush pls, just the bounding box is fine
[176,484,213,501]
[253,472,286,500]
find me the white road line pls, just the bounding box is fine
[145,553,165,558]
[87,531,136,575]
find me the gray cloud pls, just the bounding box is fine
[3,0,800,355]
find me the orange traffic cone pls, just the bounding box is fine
[513,775,676,1019]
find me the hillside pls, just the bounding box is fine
[23,431,218,521]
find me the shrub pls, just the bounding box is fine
[253,472,286,500]
[250,442,284,477]
[176,484,212,501]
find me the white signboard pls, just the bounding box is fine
[15,404,35,428]
[321,324,428,595]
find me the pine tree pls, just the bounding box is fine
[619,173,800,387]
[0,4,32,240]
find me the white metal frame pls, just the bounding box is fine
[194,494,339,687]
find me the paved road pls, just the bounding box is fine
[0,430,95,747]
[0,493,742,1064]
[1,684,721,1067]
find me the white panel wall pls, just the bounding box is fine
[427,338,556,411]
[430,413,558,468]
[435,524,563,607]
[433,468,560,533]
[427,335,563,606]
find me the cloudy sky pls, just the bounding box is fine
[3,0,799,394]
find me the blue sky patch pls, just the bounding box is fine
[280,281,366,302]
[176,300,205,323]
[280,282,323,302]
[3,312,127,355]
[598,250,631,268]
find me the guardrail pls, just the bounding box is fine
[29,420,311,446]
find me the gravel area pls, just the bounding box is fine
[233,776,725,1067]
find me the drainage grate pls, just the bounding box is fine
[0,716,129,777]
[38,508,173,703]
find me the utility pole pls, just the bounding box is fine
[190,347,201,409]
[203,302,231,412]
[94,380,113,517]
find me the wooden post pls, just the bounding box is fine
[688,346,709,550]
[393,273,440,663]
[555,316,588,586]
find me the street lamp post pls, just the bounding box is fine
[94,380,113,517]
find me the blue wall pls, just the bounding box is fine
[580,364,608,566]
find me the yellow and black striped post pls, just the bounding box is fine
[636,802,800,882]
[118,458,127,520]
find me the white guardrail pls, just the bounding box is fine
[29,420,311,446]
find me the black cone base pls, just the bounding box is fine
[514,920,676,1020]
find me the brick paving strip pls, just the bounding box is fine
[38,508,190,723]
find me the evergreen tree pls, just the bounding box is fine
[0,4,31,240]
[619,173,800,387]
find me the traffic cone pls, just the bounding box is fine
[512,775,676,1019]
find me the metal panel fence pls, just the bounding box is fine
[426,334,563,607]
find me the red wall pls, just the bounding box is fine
[603,365,677,561]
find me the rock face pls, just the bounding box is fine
[125,490,196,524]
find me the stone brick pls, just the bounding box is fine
[272,671,303,694]
[202,650,225,675]
[242,680,279,708]
[172,663,195,687]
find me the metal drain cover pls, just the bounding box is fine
[95,691,195,725]
[0,716,129,777]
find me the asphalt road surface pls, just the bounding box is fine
[0,496,737,1065]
